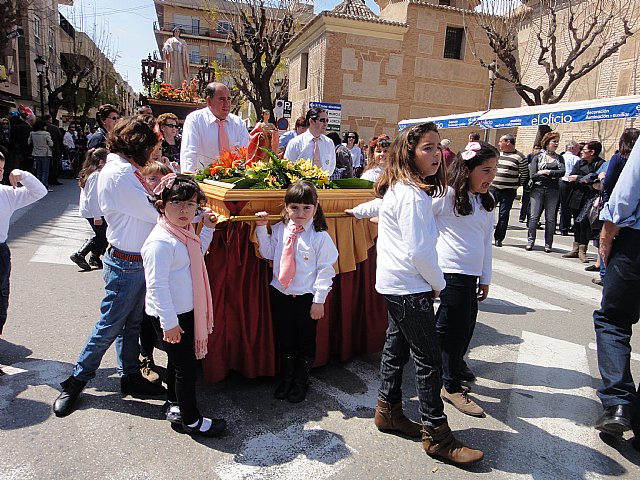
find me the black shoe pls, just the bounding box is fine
[525,244,533,251]
[121,372,166,397]
[70,252,91,271]
[88,254,103,269]
[595,405,632,436]
[544,246,552,253]
[592,277,604,286]
[494,240,503,247]
[161,401,182,424]
[53,376,87,417]
[585,264,599,272]
[288,355,314,403]
[181,417,227,437]
[460,363,477,382]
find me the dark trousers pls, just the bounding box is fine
[140,312,158,358]
[594,229,640,409]
[436,274,479,393]
[493,187,518,242]
[151,310,200,425]
[528,187,560,247]
[49,153,61,184]
[572,209,593,244]
[0,243,10,335]
[86,218,108,256]
[379,292,446,426]
[519,188,531,222]
[559,181,574,234]
[270,287,317,357]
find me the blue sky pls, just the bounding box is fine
[59,0,381,93]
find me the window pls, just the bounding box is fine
[34,15,41,43]
[189,46,200,64]
[439,0,451,5]
[192,17,200,36]
[217,21,232,35]
[299,52,308,90]
[48,29,55,51]
[443,26,464,60]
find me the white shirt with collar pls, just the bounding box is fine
[63,131,75,150]
[256,218,338,304]
[0,170,47,243]
[562,151,581,182]
[180,107,250,173]
[79,171,103,220]
[97,153,159,252]
[284,130,336,176]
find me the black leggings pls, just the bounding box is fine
[270,287,318,358]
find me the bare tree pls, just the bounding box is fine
[0,0,22,54]
[464,0,636,107]
[202,0,308,121]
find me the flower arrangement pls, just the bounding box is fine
[150,78,205,104]
[194,146,249,182]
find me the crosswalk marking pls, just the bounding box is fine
[485,284,569,311]
[30,204,92,265]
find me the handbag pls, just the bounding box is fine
[576,196,595,224]
[588,194,604,227]
[61,157,73,172]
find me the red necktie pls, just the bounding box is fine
[278,224,305,289]
[312,137,321,168]
[215,118,230,154]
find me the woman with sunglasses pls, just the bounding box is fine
[158,113,181,171]
[342,131,363,176]
[88,104,121,149]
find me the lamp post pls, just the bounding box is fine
[484,61,497,142]
[140,54,159,96]
[197,61,215,95]
[34,55,46,117]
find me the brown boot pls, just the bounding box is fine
[422,422,484,465]
[140,355,160,384]
[562,242,579,258]
[374,399,422,438]
[578,244,589,263]
[441,388,484,417]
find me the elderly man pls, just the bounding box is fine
[284,108,335,176]
[491,134,527,247]
[180,82,250,173]
[593,140,640,442]
[559,140,581,235]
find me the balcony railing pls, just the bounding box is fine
[154,21,230,39]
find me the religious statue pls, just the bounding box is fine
[162,28,189,87]
[247,110,280,163]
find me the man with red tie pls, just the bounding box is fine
[180,82,250,173]
[284,108,336,176]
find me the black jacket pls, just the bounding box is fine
[568,157,605,210]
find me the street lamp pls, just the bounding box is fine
[34,55,46,117]
[484,61,497,142]
[197,61,215,95]
[140,54,159,96]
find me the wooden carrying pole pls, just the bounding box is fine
[225,212,353,222]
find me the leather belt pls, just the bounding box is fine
[108,246,142,262]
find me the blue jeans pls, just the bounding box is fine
[34,156,51,188]
[528,186,560,247]
[492,188,517,242]
[593,228,640,408]
[379,292,447,426]
[436,274,479,393]
[72,249,145,381]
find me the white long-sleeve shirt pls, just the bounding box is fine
[256,219,338,303]
[79,171,103,220]
[180,108,250,173]
[63,131,75,150]
[284,130,336,175]
[0,170,47,243]
[97,153,159,252]
[142,224,213,331]
[432,187,493,284]
[376,182,445,295]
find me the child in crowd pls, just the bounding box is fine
[361,134,390,182]
[70,148,109,271]
[141,173,224,437]
[365,123,483,465]
[254,181,338,403]
[432,141,497,418]
[0,151,47,338]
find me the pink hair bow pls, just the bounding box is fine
[461,142,481,160]
[152,173,177,195]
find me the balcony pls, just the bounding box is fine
[154,21,230,40]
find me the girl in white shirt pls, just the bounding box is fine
[373,123,483,465]
[255,181,338,404]
[142,174,224,437]
[432,142,498,419]
[70,148,108,271]
[360,134,390,182]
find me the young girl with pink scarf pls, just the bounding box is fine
[141,173,224,437]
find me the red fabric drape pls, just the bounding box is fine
[202,222,387,383]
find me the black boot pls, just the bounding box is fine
[121,372,166,397]
[274,353,296,400]
[70,239,95,271]
[88,253,103,269]
[288,355,314,403]
[53,376,87,417]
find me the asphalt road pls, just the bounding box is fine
[1,179,640,479]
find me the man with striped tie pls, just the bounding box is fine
[284,108,336,176]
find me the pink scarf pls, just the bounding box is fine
[157,215,214,359]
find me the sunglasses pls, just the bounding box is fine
[163,123,178,128]
[107,116,120,121]
[347,136,355,139]
[314,118,329,123]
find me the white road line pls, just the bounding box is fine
[492,258,603,306]
[214,423,357,480]
[497,331,604,478]
[30,204,92,265]
[505,236,599,275]
[486,284,569,312]
[588,342,640,362]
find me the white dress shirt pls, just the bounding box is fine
[284,130,336,175]
[562,152,581,182]
[360,165,383,182]
[142,224,213,331]
[432,187,493,285]
[97,153,159,252]
[63,131,75,150]
[256,219,338,303]
[376,182,445,295]
[180,108,250,173]
[0,170,47,243]
[79,171,103,220]
[346,144,363,168]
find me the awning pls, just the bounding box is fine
[398,111,485,130]
[397,95,640,130]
